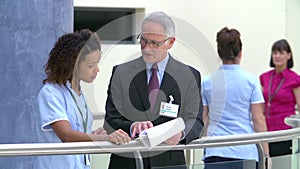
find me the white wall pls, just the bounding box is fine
[76,0,297,115]
[74,0,299,168]
[287,0,300,72]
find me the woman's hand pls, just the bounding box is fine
[92,127,107,135]
[107,129,131,145]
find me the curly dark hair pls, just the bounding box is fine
[43,29,101,85]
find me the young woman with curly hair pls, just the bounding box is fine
[37,29,130,169]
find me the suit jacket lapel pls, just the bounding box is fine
[160,56,178,96]
[153,56,179,116]
[132,57,151,112]
[131,56,179,120]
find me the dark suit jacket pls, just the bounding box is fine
[104,56,203,169]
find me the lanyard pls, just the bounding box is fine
[267,72,285,116]
[64,84,88,133]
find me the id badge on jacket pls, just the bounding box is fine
[159,95,179,118]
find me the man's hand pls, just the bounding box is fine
[164,131,182,145]
[131,121,153,138]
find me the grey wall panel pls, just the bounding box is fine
[0,0,73,168]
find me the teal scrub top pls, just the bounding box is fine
[37,82,93,169]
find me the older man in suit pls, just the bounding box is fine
[103,11,203,169]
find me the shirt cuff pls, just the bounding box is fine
[180,130,186,141]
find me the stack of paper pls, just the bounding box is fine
[138,117,185,149]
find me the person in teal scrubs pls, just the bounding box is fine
[37,29,131,169]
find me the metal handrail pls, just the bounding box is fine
[1,127,300,157]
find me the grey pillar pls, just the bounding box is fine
[0,0,73,168]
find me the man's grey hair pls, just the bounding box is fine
[141,11,175,37]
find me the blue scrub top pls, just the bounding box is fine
[36,82,93,169]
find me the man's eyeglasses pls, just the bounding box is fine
[137,34,172,48]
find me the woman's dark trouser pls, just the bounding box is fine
[269,140,292,157]
[204,156,258,169]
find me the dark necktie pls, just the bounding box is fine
[148,63,159,112]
